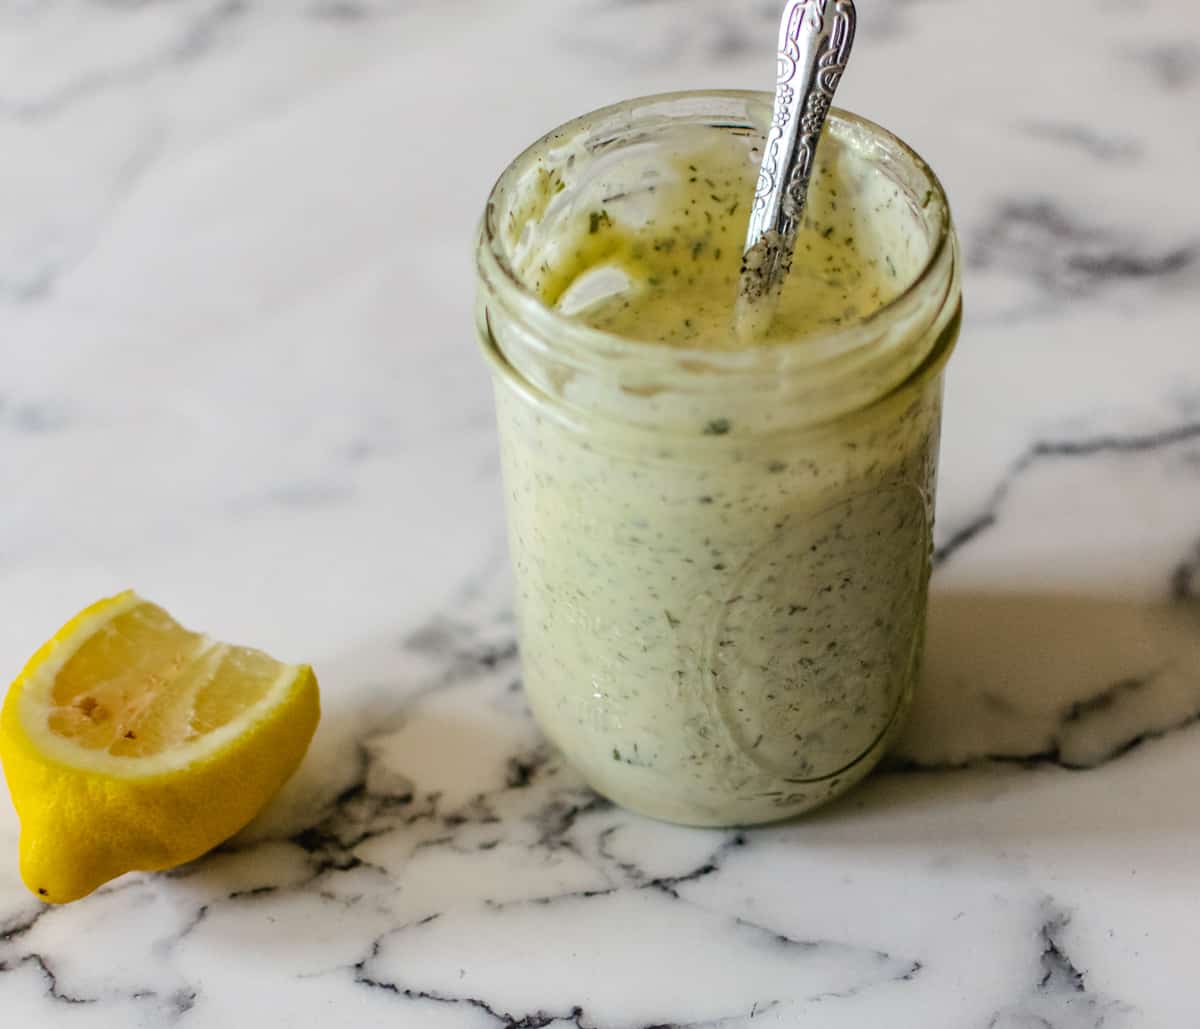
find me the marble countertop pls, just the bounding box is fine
[2,0,1199,1025]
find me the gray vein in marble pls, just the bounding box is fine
[1062,671,1163,729]
[308,0,373,20]
[484,830,747,912]
[1037,906,1085,994]
[352,958,518,1027]
[594,826,643,883]
[0,1,247,122]
[306,0,443,19]
[985,901,1136,1029]
[0,952,97,1005]
[853,0,953,43]
[1020,121,1142,163]
[1,124,163,304]
[482,883,618,913]
[557,0,778,68]
[166,989,198,1019]
[935,416,1200,570]
[640,834,746,899]
[350,902,920,1029]
[155,903,210,955]
[0,397,72,435]
[1126,41,1200,91]
[968,198,1196,315]
[354,951,587,1029]
[231,480,357,514]
[891,657,1200,774]
[1170,539,1200,603]
[563,0,942,66]
[0,905,47,947]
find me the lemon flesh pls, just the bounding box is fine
[0,591,319,903]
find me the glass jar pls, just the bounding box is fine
[476,91,961,827]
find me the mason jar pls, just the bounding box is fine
[476,90,961,826]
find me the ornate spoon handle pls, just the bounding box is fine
[736,0,857,341]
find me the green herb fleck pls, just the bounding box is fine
[704,418,731,436]
[589,209,612,234]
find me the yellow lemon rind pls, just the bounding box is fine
[0,591,320,903]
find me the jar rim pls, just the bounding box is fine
[477,89,956,376]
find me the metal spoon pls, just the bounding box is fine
[736,0,857,343]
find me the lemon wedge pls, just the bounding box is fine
[0,591,319,903]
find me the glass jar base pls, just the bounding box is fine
[544,692,914,829]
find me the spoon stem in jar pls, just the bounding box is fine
[735,0,857,344]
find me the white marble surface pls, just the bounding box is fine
[2,0,1199,1025]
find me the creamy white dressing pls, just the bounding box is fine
[482,103,958,825]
